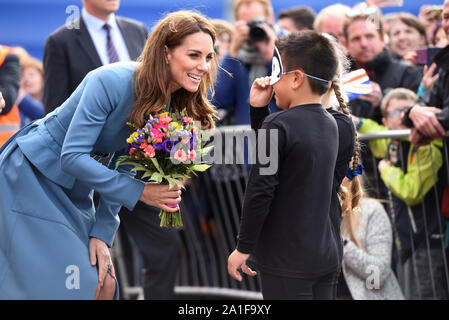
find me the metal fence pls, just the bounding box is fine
[112,125,449,300]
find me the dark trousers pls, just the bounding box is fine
[260,270,340,300]
[118,201,180,299]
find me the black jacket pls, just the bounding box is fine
[43,16,148,114]
[238,104,340,277]
[0,53,20,115]
[349,48,422,124]
[424,46,449,129]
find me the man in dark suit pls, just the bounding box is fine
[43,0,180,300]
[43,0,148,113]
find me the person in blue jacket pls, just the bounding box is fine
[0,10,218,300]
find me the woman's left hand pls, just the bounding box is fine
[89,237,115,288]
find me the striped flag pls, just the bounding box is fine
[342,69,372,101]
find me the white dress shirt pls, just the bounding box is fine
[82,8,131,65]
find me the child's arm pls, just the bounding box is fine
[379,140,443,206]
[353,116,390,159]
[250,105,269,131]
[228,118,283,281]
[249,76,273,131]
[236,119,283,253]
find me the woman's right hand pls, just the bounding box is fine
[422,63,439,90]
[250,76,273,107]
[139,183,182,212]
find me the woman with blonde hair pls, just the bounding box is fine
[0,10,217,299]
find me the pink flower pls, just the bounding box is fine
[153,122,169,131]
[151,128,165,143]
[182,117,192,124]
[144,145,155,158]
[160,115,172,124]
[181,137,190,145]
[188,149,196,162]
[174,149,187,163]
[139,140,149,150]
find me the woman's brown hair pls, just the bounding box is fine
[130,10,218,129]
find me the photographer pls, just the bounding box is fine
[212,0,282,125]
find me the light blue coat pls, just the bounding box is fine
[0,61,145,299]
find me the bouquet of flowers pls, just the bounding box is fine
[115,109,212,228]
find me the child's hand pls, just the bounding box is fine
[378,159,393,173]
[250,76,273,107]
[227,249,257,282]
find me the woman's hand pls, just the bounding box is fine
[422,63,440,90]
[250,76,273,107]
[227,249,257,282]
[403,50,417,66]
[139,183,182,212]
[89,237,114,288]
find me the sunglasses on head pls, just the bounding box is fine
[346,6,379,18]
[270,46,331,85]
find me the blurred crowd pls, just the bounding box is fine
[1,0,449,300]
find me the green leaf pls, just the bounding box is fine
[201,145,214,156]
[190,164,211,172]
[130,164,148,172]
[166,177,185,189]
[170,173,191,180]
[149,172,163,183]
[150,158,165,175]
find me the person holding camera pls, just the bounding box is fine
[212,0,284,125]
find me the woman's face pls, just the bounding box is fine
[389,20,425,57]
[166,31,215,93]
[21,66,43,100]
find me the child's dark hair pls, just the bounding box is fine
[277,30,362,211]
[276,30,337,95]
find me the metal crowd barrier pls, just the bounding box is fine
[112,125,449,300]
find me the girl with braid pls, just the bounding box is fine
[228,31,362,299]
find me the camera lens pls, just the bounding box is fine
[249,25,267,42]
[247,19,268,42]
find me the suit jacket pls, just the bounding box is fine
[43,15,148,114]
[0,53,20,115]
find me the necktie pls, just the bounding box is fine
[102,24,119,64]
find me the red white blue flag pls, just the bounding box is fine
[342,69,372,101]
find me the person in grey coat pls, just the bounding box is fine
[339,181,405,300]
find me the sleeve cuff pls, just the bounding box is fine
[236,240,254,254]
[249,105,269,130]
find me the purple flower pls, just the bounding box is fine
[153,143,163,151]
[190,131,197,150]
[162,139,174,153]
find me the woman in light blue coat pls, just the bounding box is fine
[0,10,218,299]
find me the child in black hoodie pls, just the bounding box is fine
[227,31,361,300]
